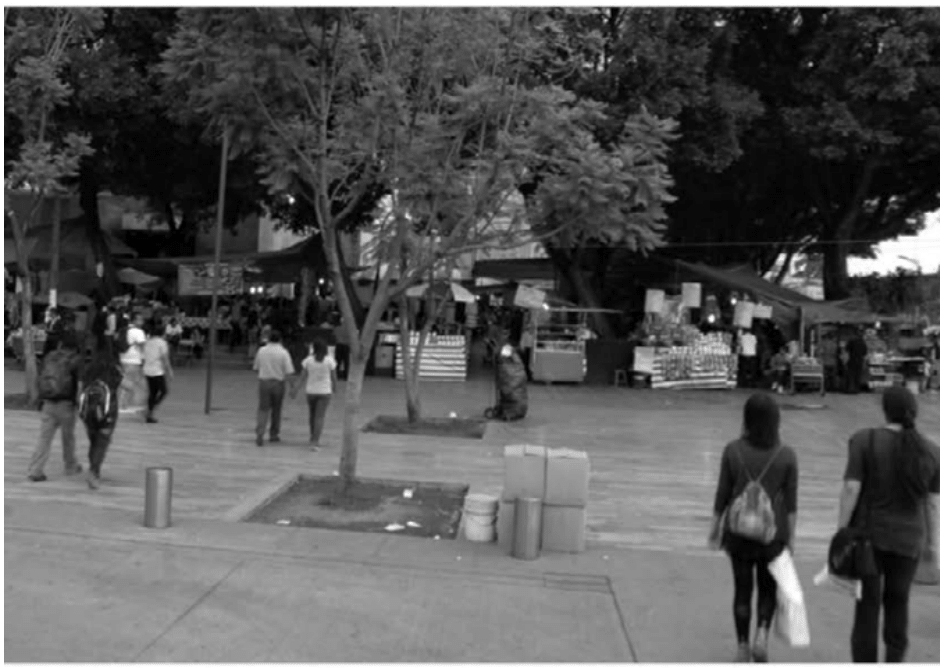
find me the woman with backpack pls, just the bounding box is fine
[709,393,799,662]
[837,386,939,662]
[78,340,123,490]
[291,339,337,451]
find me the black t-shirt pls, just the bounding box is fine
[844,427,940,558]
[714,439,799,544]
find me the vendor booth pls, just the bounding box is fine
[392,281,475,382]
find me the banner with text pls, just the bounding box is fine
[178,262,245,296]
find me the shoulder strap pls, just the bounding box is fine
[732,441,782,484]
[861,429,876,529]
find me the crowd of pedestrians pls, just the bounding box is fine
[20,300,938,662]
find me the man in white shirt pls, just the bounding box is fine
[143,322,173,423]
[118,313,148,412]
[738,329,758,388]
[252,329,295,446]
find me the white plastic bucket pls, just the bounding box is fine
[464,493,499,515]
[465,520,496,542]
[464,512,496,527]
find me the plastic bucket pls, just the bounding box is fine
[464,512,496,527]
[464,493,499,515]
[465,520,496,542]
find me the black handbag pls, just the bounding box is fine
[828,429,879,579]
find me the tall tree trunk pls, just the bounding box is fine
[338,353,367,492]
[335,230,366,328]
[79,161,117,298]
[20,274,39,405]
[398,294,422,423]
[548,247,615,338]
[822,244,850,300]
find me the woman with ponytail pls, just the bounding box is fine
[836,386,939,662]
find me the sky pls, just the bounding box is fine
[847,212,941,276]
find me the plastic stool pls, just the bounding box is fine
[614,369,629,387]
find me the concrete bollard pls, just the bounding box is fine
[512,497,542,560]
[144,467,173,529]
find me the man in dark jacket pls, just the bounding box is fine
[846,328,869,394]
[27,331,83,482]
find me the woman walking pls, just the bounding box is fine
[294,339,337,451]
[709,393,799,662]
[143,320,174,424]
[837,386,939,662]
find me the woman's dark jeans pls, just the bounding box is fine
[851,548,920,662]
[726,536,784,643]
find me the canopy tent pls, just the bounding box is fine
[116,234,328,285]
[117,266,162,288]
[4,216,137,269]
[32,290,94,309]
[666,258,884,330]
[404,281,475,303]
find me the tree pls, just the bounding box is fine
[4,7,98,403]
[161,8,556,485]
[659,8,938,297]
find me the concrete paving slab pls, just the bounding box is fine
[5,521,632,663]
[4,532,243,663]
[136,558,632,662]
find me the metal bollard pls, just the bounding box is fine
[512,497,542,560]
[144,467,173,529]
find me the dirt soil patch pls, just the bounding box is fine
[4,394,37,411]
[245,476,469,539]
[363,415,487,440]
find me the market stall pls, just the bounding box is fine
[395,332,468,382]
[788,356,825,395]
[529,307,606,384]
[631,287,739,390]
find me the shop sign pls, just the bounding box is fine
[644,289,665,314]
[513,284,547,309]
[733,301,755,328]
[178,262,245,296]
[681,282,702,308]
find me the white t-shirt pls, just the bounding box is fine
[143,337,169,377]
[303,355,337,395]
[740,333,758,357]
[120,326,147,365]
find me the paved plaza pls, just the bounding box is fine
[3,361,941,662]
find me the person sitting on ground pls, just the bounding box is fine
[709,393,799,663]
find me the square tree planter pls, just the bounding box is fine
[243,475,469,539]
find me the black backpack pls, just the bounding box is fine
[78,378,116,429]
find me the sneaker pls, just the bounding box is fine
[310,445,320,452]
[86,471,100,490]
[256,437,264,447]
[270,436,281,443]
[27,473,47,482]
[65,464,83,475]
[752,640,769,663]
[146,416,158,424]
[734,643,751,663]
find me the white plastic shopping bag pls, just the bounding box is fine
[768,549,811,647]
[813,563,863,600]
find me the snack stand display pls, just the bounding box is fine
[868,353,898,391]
[531,311,587,384]
[647,331,738,390]
[788,356,825,395]
[394,332,468,382]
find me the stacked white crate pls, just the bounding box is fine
[496,445,589,554]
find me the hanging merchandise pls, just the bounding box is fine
[682,282,702,308]
[734,301,755,329]
[754,303,773,320]
[644,289,665,314]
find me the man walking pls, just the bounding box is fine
[845,328,868,394]
[118,312,147,412]
[253,329,295,446]
[27,331,83,482]
[143,320,174,423]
